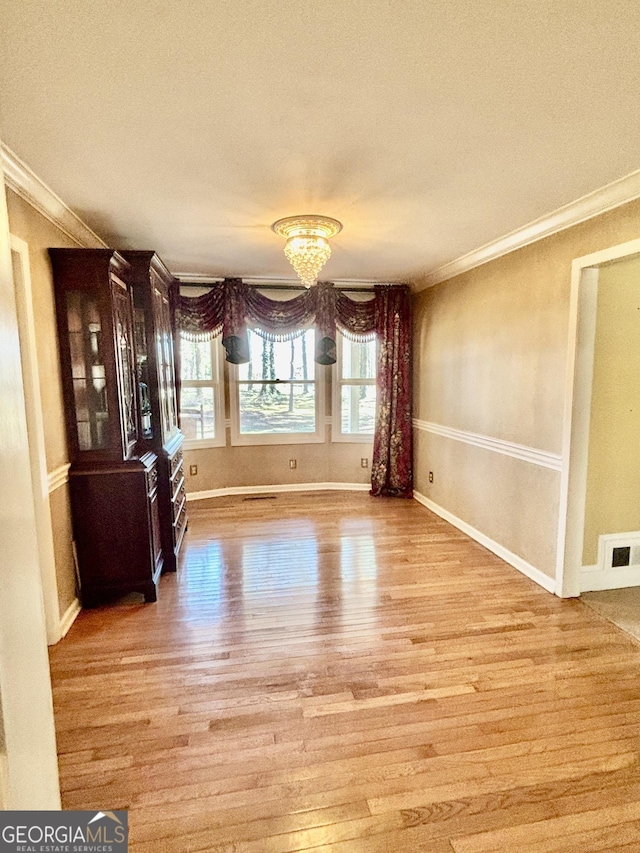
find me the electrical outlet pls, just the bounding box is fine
[189,464,198,476]
[429,471,434,483]
[289,459,297,469]
[361,457,368,468]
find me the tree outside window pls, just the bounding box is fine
[179,335,225,447]
[231,328,324,444]
[333,333,377,441]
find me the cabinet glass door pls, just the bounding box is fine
[66,290,109,451]
[111,280,138,456]
[134,307,153,440]
[152,280,178,442]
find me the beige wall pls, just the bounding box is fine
[6,189,78,615]
[413,196,640,580]
[185,429,372,493]
[582,255,640,565]
[49,484,78,616]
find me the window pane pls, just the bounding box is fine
[341,384,376,434]
[239,383,316,433]
[341,337,376,379]
[180,386,216,439]
[238,330,315,382]
[180,336,213,381]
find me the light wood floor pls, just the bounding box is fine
[50,492,640,852]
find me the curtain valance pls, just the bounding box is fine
[175,279,379,365]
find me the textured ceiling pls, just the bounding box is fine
[1,0,640,286]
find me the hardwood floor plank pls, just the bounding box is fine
[450,801,640,852]
[49,492,640,852]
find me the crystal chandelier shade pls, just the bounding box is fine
[272,215,342,287]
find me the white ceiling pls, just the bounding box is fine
[2,1,640,287]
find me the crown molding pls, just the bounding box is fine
[1,142,107,249]
[414,168,640,291]
[8,138,638,292]
[174,273,224,284]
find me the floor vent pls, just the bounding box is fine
[242,495,277,502]
[600,532,640,570]
[612,546,631,568]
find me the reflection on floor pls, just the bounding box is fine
[49,491,640,852]
[582,586,640,643]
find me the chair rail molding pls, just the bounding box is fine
[1,143,107,249]
[47,463,71,495]
[412,419,563,471]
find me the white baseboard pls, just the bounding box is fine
[413,490,557,595]
[0,752,8,810]
[58,598,81,639]
[581,565,640,592]
[187,482,371,502]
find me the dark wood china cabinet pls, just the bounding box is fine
[50,249,165,606]
[120,251,187,573]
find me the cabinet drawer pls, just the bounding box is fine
[169,448,183,480]
[173,500,188,552]
[146,463,158,494]
[172,483,187,523]
[171,474,185,506]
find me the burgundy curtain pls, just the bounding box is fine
[173,279,412,498]
[370,286,413,498]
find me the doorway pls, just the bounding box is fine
[10,235,63,644]
[558,237,640,599]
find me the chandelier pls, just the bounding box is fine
[271,215,343,287]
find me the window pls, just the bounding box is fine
[231,328,324,445]
[179,334,225,448]
[333,333,377,441]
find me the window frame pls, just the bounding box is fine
[332,332,377,443]
[179,333,226,450]
[230,329,325,446]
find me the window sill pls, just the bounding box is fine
[183,437,226,450]
[230,431,326,447]
[331,430,375,444]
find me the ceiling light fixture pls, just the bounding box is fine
[271,215,343,287]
